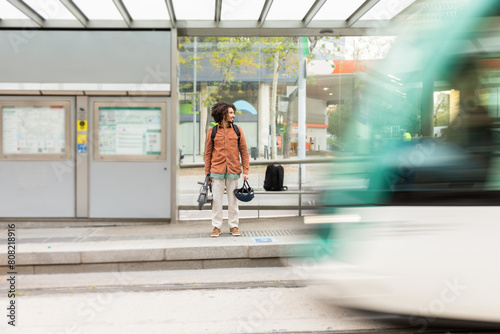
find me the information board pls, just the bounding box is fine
[98,107,162,156]
[2,105,66,154]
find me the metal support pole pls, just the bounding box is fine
[192,37,197,162]
[171,28,179,224]
[298,163,302,216]
[298,39,307,186]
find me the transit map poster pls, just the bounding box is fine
[98,107,162,155]
[2,105,66,154]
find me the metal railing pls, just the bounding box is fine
[179,156,369,217]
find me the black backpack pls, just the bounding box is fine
[211,123,240,151]
[264,165,288,191]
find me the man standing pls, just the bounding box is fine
[205,102,250,237]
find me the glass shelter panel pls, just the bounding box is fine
[73,0,123,20]
[266,0,315,20]
[221,0,266,20]
[122,0,169,20]
[316,2,500,214]
[359,0,417,20]
[313,0,365,21]
[177,35,395,214]
[24,0,77,20]
[0,0,27,19]
[173,0,215,20]
[178,36,395,160]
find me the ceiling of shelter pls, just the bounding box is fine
[0,0,421,36]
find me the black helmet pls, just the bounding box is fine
[233,180,254,202]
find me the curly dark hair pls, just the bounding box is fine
[211,101,236,124]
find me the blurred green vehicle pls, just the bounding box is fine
[306,0,500,326]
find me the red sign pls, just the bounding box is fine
[331,60,375,74]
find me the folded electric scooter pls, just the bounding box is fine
[197,173,213,210]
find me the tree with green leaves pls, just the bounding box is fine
[260,37,299,159]
[201,37,259,135]
[179,36,259,153]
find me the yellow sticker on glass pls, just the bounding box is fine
[77,134,87,144]
[77,120,87,131]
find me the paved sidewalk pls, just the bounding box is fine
[0,217,315,275]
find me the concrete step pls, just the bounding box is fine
[0,267,304,293]
[0,218,315,275]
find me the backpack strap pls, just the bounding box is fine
[211,125,218,151]
[232,123,241,151]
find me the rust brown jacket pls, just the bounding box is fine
[204,123,250,176]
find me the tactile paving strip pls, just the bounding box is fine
[0,229,310,244]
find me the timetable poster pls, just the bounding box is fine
[2,105,66,154]
[98,107,162,155]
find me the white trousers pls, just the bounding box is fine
[211,178,239,229]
